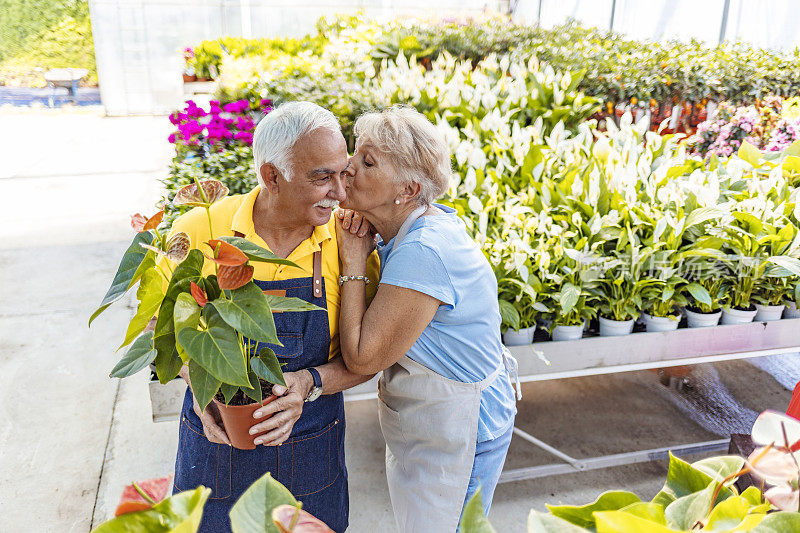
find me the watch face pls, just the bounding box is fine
[306,387,323,402]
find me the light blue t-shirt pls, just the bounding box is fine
[377,204,517,442]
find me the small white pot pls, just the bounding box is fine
[599,316,635,336]
[721,307,758,325]
[785,301,800,319]
[502,326,535,346]
[754,303,786,322]
[685,308,722,328]
[551,324,583,342]
[643,313,680,332]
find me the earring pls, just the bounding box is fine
[394,199,400,205]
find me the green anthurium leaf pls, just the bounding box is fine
[201,275,221,301]
[560,283,581,316]
[219,383,239,405]
[685,282,712,306]
[738,141,762,167]
[594,510,677,533]
[547,491,641,530]
[109,330,157,378]
[178,305,250,387]
[740,486,766,507]
[119,268,164,350]
[153,249,205,383]
[240,370,263,403]
[767,256,800,277]
[214,283,279,344]
[92,485,211,533]
[705,495,750,531]
[691,455,745,486]
[229,472,298,533]
[263,294,323,313]
[251,348,286,387]
[664,484,717,531]
[652,453,721,507]
[218,236,301,269]
[173,292,202,362]
[188,359,221,411]
[750,511,800,532]
[457,489,496,533]
[618,502,666,525]
[526,510,588,533]
[498,300,520,330]
[89,232,155,326]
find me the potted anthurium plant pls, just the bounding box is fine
[539,242,601,341]
[717,210,800,324]
[89,178,319,450]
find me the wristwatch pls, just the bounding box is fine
[304,367,323,402]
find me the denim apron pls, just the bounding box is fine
[173,244,348,532]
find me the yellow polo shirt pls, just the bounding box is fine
[162,186,378,360]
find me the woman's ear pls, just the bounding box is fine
[399,181,422,204]
[260,163,280,193]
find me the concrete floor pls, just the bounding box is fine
[1,108,797,532]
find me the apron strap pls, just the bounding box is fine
[502,347,523,401]
[313,250,323,298]
[234,231,323,298]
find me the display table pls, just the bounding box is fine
[343,318,800,482]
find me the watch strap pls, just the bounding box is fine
[306,367,322,389]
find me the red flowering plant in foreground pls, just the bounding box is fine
[89,177,320,411]
[167,98,273,160]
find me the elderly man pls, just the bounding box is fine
[168,102,377,532]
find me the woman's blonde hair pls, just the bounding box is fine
[354,106,452,205]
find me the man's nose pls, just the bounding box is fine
[331,172,347,201]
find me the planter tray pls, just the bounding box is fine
[509,318,800,382]
[149,377,186,423]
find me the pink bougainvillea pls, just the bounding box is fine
[168,98,271,153]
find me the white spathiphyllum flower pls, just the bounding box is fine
[467,145,487,171]
[455,141,472,167]
[463,167,477,194]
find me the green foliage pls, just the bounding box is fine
[228,472,298,533]
[0,0,96,86]
[459,489,496,533]
[91,486,210,533]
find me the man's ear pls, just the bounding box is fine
[260,163,280,194]
[398,181,422,204]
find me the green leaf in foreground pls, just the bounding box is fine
[214,283,279,344]
[652,452,716,507]
[178,305,250,387]
[594,510,676,533]
[229,472,298,533]
[119,269,164,350]
[173,292,201,362]
[458,489,496,533]
[526,511,589,532]
[218,236,302,268]
[547,490,640,530]
[91,486,210,533]
[110,331,157,379]
[251,347,286,387]
[89,232,155,326]
[751,511,800,532]
[263,294,323,313]
[498,300,520,330]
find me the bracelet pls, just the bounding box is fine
[338,274,370,286]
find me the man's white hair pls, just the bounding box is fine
[253,101,341,185]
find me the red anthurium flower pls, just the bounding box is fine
[173,180,229,207]
[131,210,165,233]
[272,504,334,533]
[217,264,254,290]
[130,213,148,232]
[205,239,248,266]
[141,232,190,263]
[143,209,165,231]
[114,476,172,517]
[190,282,209,307]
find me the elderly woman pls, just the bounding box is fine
[335,105,519,532]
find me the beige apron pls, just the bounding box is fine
[377,205,520,532]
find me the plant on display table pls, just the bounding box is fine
[89,178,320,450]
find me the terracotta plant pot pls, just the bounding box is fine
[214,395,277,450]
[182,73,197,82]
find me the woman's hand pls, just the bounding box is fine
[249,370,314,446]
[336,209,376,267]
